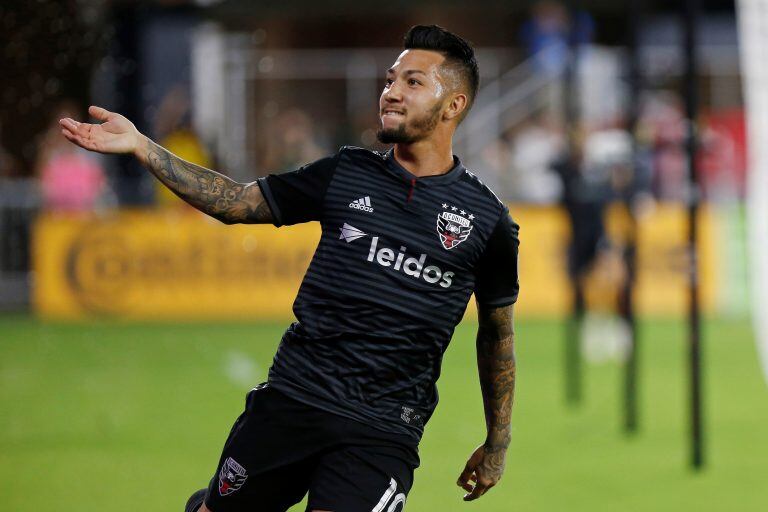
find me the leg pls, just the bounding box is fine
[204,456,314,512]
[202,385,335,512]
[307,444,416,512]
[185,489,207,512]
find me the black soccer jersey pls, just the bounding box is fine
[257,147,519,442]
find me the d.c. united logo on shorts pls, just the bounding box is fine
[219,457,248,496]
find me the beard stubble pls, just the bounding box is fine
[376,100,443,144]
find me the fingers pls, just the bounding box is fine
[88,105,111,121]
[456,462,475,492]
[59,118,79,132]
[59,119,83,137]
[60,127,88,149]
[458,463,495,501]
[462,475,494,501]
[59,120,97,151]
[463,480,492,501]
[59,118,91,138]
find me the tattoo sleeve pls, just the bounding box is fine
[476,302,516,458]
[136,137,273,224]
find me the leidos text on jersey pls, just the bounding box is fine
[366,236,454,288]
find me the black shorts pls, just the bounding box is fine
[203,384,419,512]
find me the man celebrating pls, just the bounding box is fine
[61,25,519,512]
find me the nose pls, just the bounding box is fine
[382,81,403,104]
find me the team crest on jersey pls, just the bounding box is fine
[219,457,248,496]
[437,203,474,250]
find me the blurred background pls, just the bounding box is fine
[1,0,767,511]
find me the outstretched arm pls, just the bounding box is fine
[457,302,516,501]
[135,136,272,224]
[60,106,272,224]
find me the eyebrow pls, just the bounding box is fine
[386,68,428,77]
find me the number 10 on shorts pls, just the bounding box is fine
[372,478,406,512]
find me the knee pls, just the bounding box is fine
[185,488,208,512]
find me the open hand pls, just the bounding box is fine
[60,106,142,155]
[456,444,507,501]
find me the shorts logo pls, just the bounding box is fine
[218,457,248,496]
[437,204,474,250]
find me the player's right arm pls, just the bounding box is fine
[59,105,272,224]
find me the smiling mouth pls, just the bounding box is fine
[381,110,405,118]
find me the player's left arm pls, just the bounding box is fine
[457,301,515,501]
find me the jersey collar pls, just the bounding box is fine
[384,149,465,185]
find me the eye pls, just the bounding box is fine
[408,78,421,86]
[384,78,394,87]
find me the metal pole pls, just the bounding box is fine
[622,0,642,435]
[563,0,583,407]
[683,0,704,470]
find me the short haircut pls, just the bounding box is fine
[403,25,479,120]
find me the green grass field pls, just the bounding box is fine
[1,315,767,511]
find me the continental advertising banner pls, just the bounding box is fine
[33,205,717,320]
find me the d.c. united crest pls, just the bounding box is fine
[219,457,248,496]
[436,205,474,249]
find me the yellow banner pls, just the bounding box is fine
[33,205,718,320]
[34,211,319,320]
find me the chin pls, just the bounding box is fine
[377,126,415,144]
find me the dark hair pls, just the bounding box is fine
[403,25,479,119]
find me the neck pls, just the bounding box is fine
[393,137,455,178]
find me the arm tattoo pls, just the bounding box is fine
[476,303,516,475]
[138,137,272,224]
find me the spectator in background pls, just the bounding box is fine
[262,107,326,172]
[37,100,107,212]
[643,92,687,201]
[508,115,564,203]
[520,1,594,75]
[552,131,609,284]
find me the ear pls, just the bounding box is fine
[443,93,468,122]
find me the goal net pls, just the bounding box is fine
[737,0,768,385]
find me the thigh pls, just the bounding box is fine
[203,385,330,512]
[306,443,416,512]
[205,458,314,512]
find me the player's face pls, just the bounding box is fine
[377,49,448,144]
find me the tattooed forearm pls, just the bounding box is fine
[136,136,272,224]
[476,303,516,458]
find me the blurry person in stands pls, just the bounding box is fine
[508,114,564,203]
[37,100,109,213]
[643,92,687,201]
[520,1,594,75]
[262,108,326,172]
[153,84,213,209]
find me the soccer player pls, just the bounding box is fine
[60,25,519,512]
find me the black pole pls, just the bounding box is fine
[622,0,642,434]
[563,0,583,407]
[112,2,150,206]
[683,0,704,469]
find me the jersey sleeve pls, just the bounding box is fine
[474,208,520,307]
[256,153,339,226]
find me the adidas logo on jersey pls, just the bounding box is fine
[349,196,374,212]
